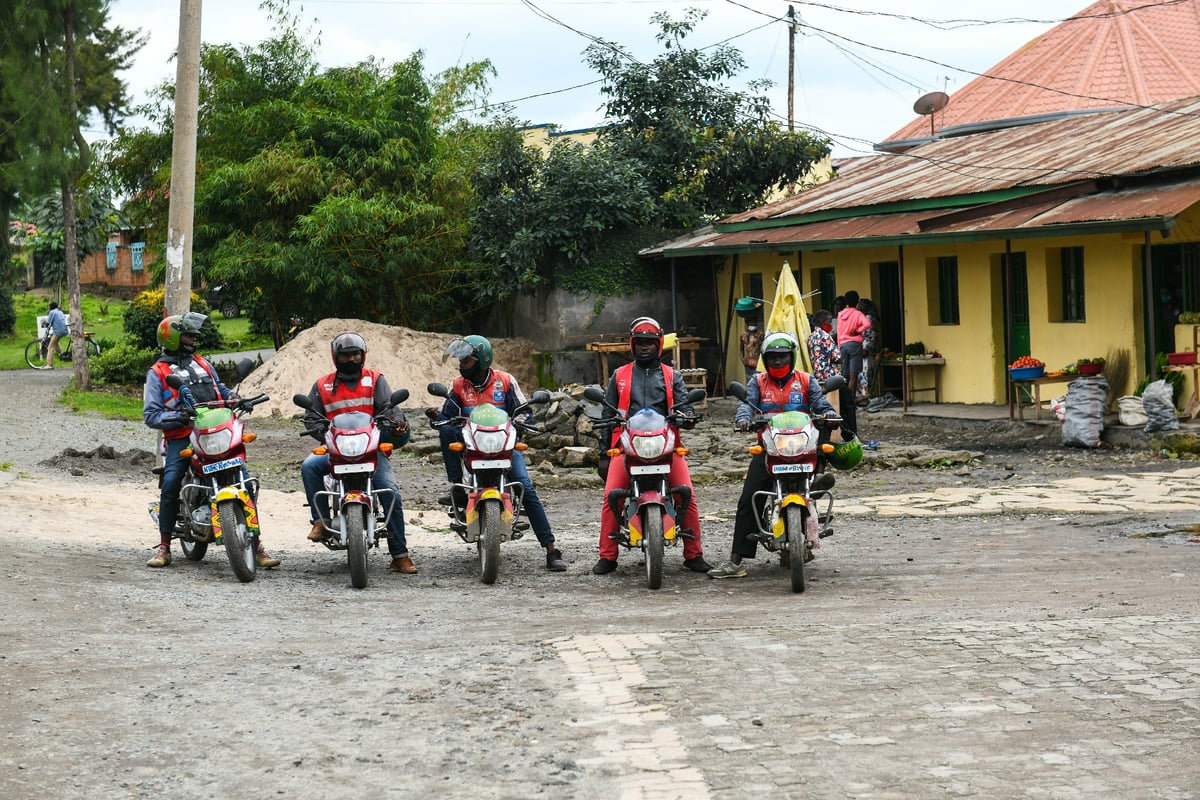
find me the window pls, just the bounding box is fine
[1060,247,1085,321]
[814,267,836,312]
[105,242,117,271]
[131,242,145,272]
[936,256,960,324]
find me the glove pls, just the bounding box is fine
[424,407,439,421]
[735,418,751,432]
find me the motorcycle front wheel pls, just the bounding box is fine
[785,504,807,593]
[346,505,370,589]
[643,509,664,590]
[218,499,257,583]
[477,500,501,585]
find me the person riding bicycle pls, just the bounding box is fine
[42,301,69,370]
[300,332,416,574]
[426,335,567,572]
[709,332,837,579]
[143,312,280,569]
[591,316,713,576]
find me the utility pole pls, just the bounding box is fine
[787,5,796,132]
[164,0,202,317]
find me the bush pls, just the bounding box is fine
[91,341,158,388]
[123,289,223,351]
[0,286,15,336]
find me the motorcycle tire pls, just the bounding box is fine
[478,500,501,585]
[218,499,257,583]
[643,509,664,591]
[345,506,370,589]
[786,504,807,593]
[180,536,208,562]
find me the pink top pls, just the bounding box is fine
[836,306,870,345]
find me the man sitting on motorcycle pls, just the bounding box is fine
[592,316,713,576]
[709,332,836,579]
[143,312,280,569]
[300,332,416,574]
[427,335,568,572]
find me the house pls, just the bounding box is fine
[650,0,1200,407]
[78,229,154,296]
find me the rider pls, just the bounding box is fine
[709,332,836,579]
[427,335,567,572]
[592,316,713,576]
[300,332,416,574]
[143,312,280,569]
[43,301,69,369]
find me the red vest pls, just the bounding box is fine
[451,370,514,412]
[612,362,677,447]
[317,368,381,417]
[755,370,811,414]
[153,355,220,440]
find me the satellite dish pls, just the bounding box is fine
[913,91,950,136]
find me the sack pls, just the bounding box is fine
[1049,395,1067,422]
[1061,376,1108,448]
[1141,380,1179,433]
[1117,395,1148,427]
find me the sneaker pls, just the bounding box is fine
[546,548,567,572]
[592,557,618,575]
[707,559,747,579]
[146,545,172,568]
[683,556,714,573]
[255,544,281,568]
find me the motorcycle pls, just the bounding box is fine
[149,359,270,583]
[727,375,849,593]
[583,385,706,590]
[292,388,409,589]
[426,383,552,584]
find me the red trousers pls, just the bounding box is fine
[598,453,704,561]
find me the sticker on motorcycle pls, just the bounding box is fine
[771,463,814,474]
[202,456,245,474]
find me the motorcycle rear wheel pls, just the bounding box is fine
[478,500,501,585]
[218,499,257,583]
[643,510,664,590]
[180,535,208,562]
[786,504,807,593]
[346,506,370,589]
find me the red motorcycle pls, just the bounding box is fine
[293,389,409,589]
[583,385,706,590]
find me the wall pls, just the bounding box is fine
[78,232,153,297]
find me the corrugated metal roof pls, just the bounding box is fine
[885,0,1200,144]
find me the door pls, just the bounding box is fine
[1002,251,1030,363]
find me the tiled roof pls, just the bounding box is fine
[884,0,1200,145]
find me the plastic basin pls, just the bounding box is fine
[1008,366,1045,380]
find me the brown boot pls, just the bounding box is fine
[389,556,417,574]
[307,521,327,541]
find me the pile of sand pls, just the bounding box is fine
[238,318,540,418]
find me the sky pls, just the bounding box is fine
[103,0,1097,158]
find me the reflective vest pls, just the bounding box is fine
[612,362,677,447]
[451,370,514,413]
[317,368,380,417]
[755,370,811,414]
[153,355,221,440]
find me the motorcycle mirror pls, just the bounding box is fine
[389,388,410,406]
[165,374,184,390]
[685,388,707,404]
[727,382,748,402]
[292,393,313,410]
[582,386,605,404]
[235,358,255,380]
[530,389,552,404]
[427,382,449,399]
[823,374,847,394]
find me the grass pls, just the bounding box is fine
[60,384,144,420]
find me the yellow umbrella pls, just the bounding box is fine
[760,261,814,374]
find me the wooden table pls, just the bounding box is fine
[586,336,703,386]
[1009,373,1079,421]
[884,357,945,404]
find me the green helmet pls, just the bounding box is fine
[444,335,493,371]
[762,332,798,373]
[156,312,207,351]
[827,433,863,471]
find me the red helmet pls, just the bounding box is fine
[629,316,664,356]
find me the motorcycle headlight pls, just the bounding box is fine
[471,429,509,455]
[197,429,234,456]
[335,432,370,458]
[768,431,811,458]
[631,434,668,460]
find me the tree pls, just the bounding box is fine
[0,0,143,389]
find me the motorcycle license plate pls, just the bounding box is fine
[332,462,375,475]
[630,464,670,476]
[472,459,511,470]
[201,456,244,474]
[772,463,814,474]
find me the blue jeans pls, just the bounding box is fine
[302,452,408,558]
[439,425,555,548]
[158,436,191,540]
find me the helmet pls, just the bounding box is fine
[734,297,762,318]
[629,316,664,356]
[157,312,207,352]
[762,332,799,378]
[827,433,863,471]
[331,331,367,364]
[444,335,493,371]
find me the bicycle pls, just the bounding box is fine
[25,330,101,369]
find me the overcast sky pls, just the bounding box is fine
[104,0,1095,157]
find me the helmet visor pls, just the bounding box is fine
[332,332,367,355]
[443,338,475,364]
[177,311,208,334]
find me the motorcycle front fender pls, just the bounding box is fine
[466,495,515,540]
[627,497,677,545]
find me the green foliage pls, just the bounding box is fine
[0,286,15,336]
[123,289,223,351]
[89,341,157,387]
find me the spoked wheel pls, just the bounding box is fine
[218,499,257,583]
[643,510,664,590]
[785,504,807,593]
[346,506,370,589]
[25,340,49,369]
[477,500,501,585]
